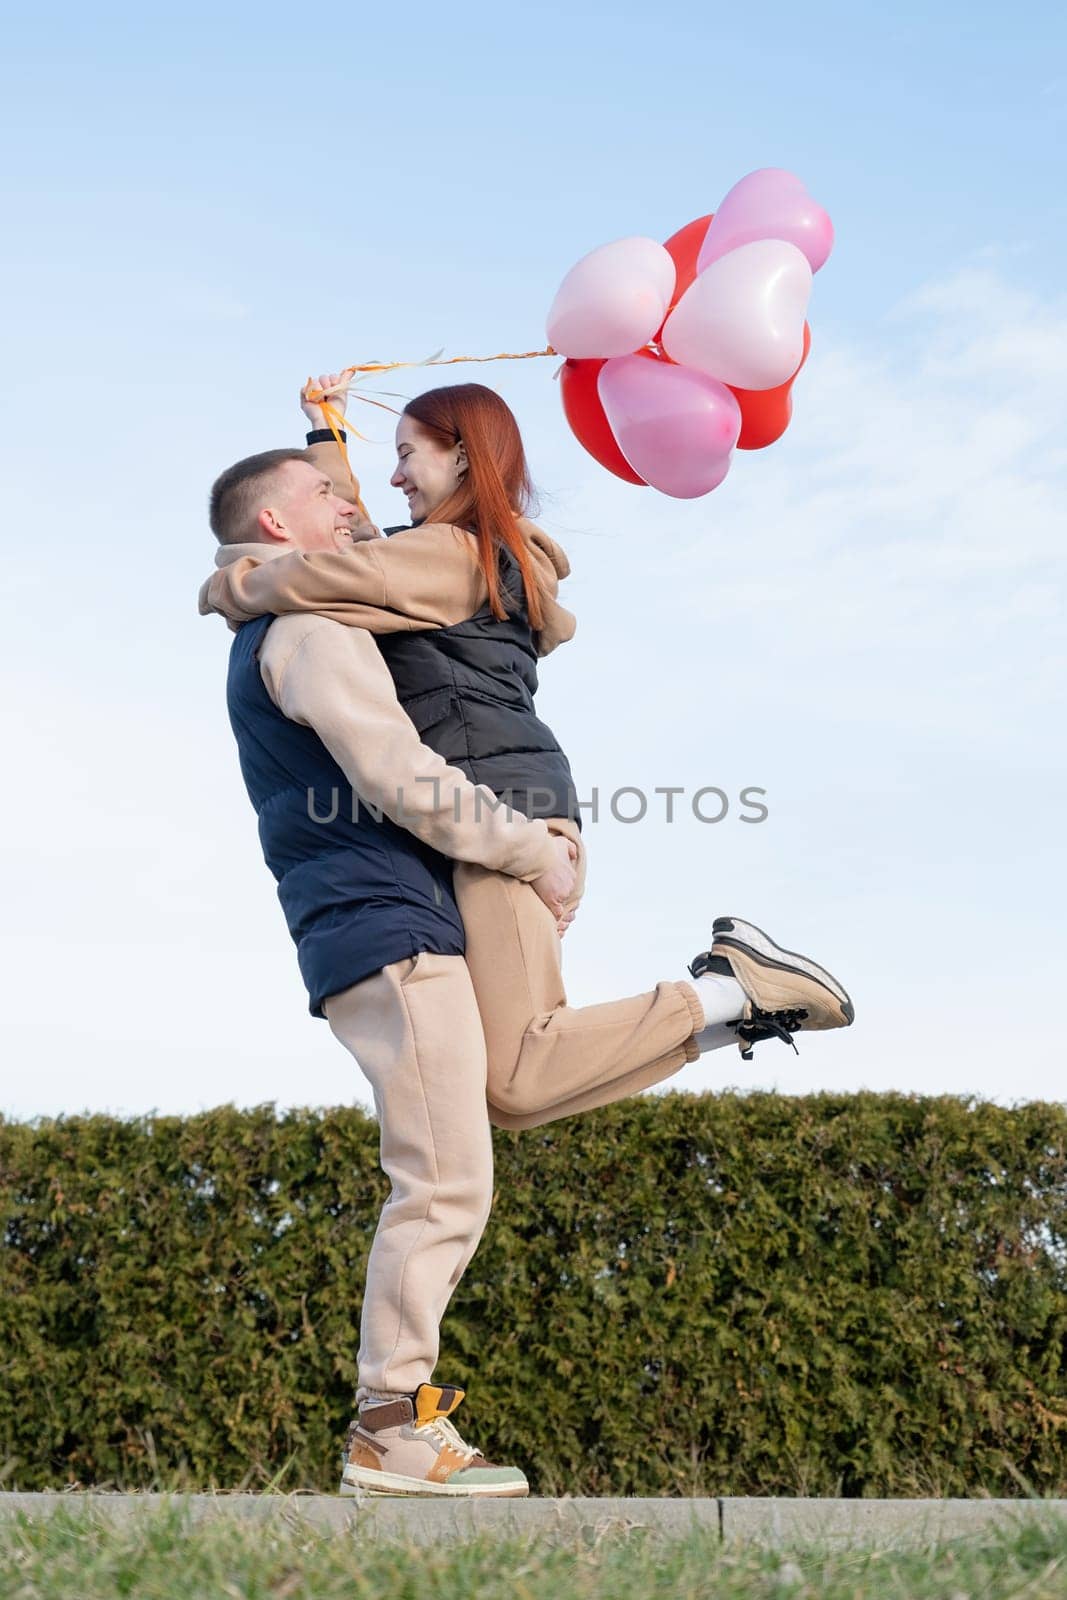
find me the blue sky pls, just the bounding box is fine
[2,2,1065,1119]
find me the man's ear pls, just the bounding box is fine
[256,505,286,542]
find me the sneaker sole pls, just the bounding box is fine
[340,1466,529,1498]
[711,915,855,1028]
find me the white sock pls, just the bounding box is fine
[692,1020,743,1055]
[357,1386,399,1408]
[689,972,746,1028]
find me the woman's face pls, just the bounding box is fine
[390,415,468,524]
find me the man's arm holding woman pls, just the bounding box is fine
[258,615,579,924]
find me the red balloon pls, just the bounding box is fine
[729,321,812,450]
[656,213,713,340]
[559,357,647,484]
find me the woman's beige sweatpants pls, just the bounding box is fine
[322,816,704,1396]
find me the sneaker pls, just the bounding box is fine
[689,916,854,1061]
[339,1382,529,1498]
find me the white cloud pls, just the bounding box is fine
[601,264,1067,754]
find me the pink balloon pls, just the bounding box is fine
[546,237,676,359]
[662,239,812,390]
[597,355,741,499]
[698,168,834,275]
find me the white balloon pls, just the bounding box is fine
[661,239,812,390]
[547,237,676,359]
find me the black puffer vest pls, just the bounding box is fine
[226,614,464,1018]
[376,533,581,829]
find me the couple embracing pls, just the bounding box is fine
[200,374,854,1498]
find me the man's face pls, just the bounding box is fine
[258,461,358,551]
[389,415,467,524]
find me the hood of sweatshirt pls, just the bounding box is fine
[514,517,576,656]
[198,537,292,633]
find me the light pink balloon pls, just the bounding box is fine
[662,239,812,390]
[698,168,834,275]
[546,237,676,359]
[597,355,741,499]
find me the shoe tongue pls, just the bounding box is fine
[413,1382,466,1428]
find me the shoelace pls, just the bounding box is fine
[730,1007,808,1060]
[688,950,807,1059]
[415,1412,480,1463]
[341,1412,482,1474]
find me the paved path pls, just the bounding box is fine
[3,1494,1066,1546]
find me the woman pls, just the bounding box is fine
[201,377,853,1496]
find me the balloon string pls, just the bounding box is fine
[303,348,558,514]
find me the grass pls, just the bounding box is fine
[1,1500,1066,1600]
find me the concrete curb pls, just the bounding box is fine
[720,1497,1067,1546]
[2,1494,1066,1546]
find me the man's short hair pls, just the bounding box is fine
[209,448,309,544]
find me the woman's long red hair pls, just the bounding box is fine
[403,383,546,629]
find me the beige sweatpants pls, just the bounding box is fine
[322,816,704,1396]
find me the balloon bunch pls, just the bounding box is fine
[546,169,833,498]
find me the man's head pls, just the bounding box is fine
[209,449,358,551]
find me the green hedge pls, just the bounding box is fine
[2,1092,1065,1496]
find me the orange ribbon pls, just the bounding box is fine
[302,348,558,522]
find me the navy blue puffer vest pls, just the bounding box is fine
[226,614,465,1018]
[376,541,581,829]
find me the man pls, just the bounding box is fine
[205,441,578,1498]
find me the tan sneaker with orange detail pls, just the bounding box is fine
[339,1382,529,1498]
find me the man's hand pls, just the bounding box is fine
[302,369,353,431]
[531,834,578,921]
[557,905,578,939]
